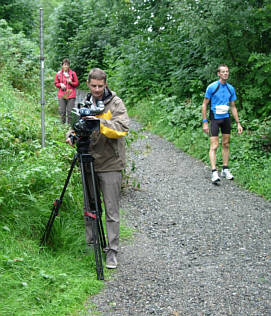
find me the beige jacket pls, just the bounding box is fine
[91,89,129,172]
[67,89,129,172]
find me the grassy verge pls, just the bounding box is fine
[0,79,133,315]
[127,95,271,200]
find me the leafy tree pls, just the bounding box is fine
[117,0,271,117]
[57,0,137,81]
[0,19,40,93]
[46,0,84,70]
[45,0,271,118]
[0,0,38,37]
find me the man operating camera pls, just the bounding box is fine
[66,68,129,269]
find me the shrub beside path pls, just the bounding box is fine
[79,105,271,315]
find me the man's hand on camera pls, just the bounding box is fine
[66,137,74,146]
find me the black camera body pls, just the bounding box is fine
[70,99,105,137]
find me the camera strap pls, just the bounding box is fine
[86,93,92,101]
[58,70,74,82]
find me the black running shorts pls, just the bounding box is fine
[210,118,231,137]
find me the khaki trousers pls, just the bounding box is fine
[58,98,75,124]
[84,171,122,253]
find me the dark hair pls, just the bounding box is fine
[62,58,70,65]
[217,64,228,72]
[87,68,107,83]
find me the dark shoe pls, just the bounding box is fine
[106,250,118,269]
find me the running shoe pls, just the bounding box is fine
[211,170,221,184]
[221,168,234,180]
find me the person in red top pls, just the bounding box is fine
[54,58,79,124]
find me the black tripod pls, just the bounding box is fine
[40,137,107,280]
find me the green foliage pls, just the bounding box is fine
[43,0,271,120]
[245,118,271,152]
[245,52,271,117]
[46,0,84,70]
[127,93,202,134]
[0,233,104,316]
[0,0,38,37]
[0,20,41,95]
[47,0,136,83]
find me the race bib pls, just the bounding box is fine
[216,104,229,115]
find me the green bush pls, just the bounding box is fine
[0,20,40,95]
[0,0,38,37]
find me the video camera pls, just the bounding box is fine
[70,99,105,137]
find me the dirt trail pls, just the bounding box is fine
[82,119,271,315]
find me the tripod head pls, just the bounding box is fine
[70,98,103,138]
[69,99,101,154]
[75,136,91,154]
[68,118,100,155]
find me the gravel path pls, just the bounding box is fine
[84,118,271,316]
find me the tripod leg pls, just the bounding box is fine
[94,175,107,250]
[79,154,104,280]
[40,153,78,246]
